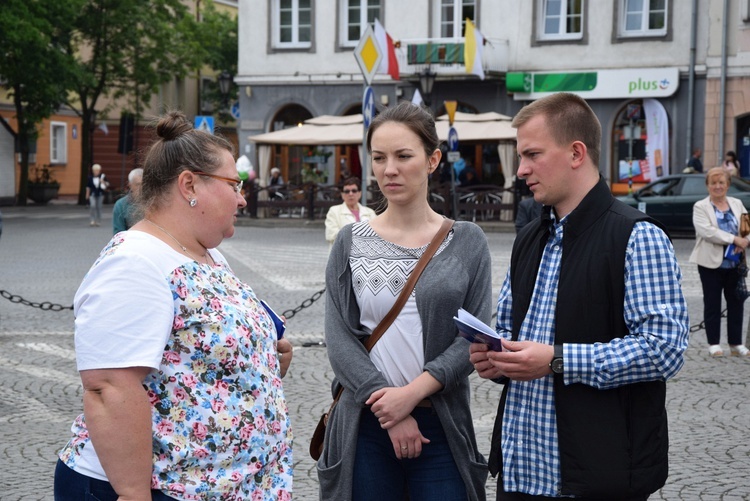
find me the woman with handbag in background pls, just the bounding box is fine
[316,102,492,501]
[690,166,750,357]
[86,163,108,227]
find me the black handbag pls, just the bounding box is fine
[737,257,750,302]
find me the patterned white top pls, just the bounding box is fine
[349,221,453,386]
[59,232,293,501]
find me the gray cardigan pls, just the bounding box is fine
[317,221,492,501]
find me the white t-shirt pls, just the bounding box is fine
[59,231,293,498]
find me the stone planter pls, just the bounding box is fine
[27,183,60,204]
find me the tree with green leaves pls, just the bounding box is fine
[197,2,239,123]
[64,0,209,204]
[0,0,80,205]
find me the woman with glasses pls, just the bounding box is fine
[54,111,294,500]
[324,176,377,247]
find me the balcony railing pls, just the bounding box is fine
[396,37,509,78]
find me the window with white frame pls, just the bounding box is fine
[50,122,67,164]
[435,0,476,39]
[538,0,583,41]
[340,0,381,47]
[619,0,667,37]
[272,0,312,48]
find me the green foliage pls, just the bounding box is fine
[0,0,80,204]
[63,0,212,203]
[196,2,239,122]
[0,0,239,204]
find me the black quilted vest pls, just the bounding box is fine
[489,179,670,498]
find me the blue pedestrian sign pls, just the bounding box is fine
[448,127,459,152]
[363,87,375,129]
[194,116,215,135]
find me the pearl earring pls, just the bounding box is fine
[189,198,197,207]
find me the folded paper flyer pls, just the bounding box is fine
[454,308,504,351]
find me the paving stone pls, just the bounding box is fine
[0,206,749,499]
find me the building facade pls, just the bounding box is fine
[237,0,750,194]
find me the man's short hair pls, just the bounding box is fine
[512,92,601,167]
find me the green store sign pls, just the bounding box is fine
[507,68,679,100]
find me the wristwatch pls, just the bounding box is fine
[549,344,564,374]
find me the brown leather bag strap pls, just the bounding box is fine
[364,218,454,351]
[329,218,454,405]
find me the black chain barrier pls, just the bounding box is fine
[280,288,326,321]
[0,286,715,334]
[0,290,73,311]
[0,287,328,317]
[688,308,727,334]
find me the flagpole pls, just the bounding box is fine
[362,82,368,206]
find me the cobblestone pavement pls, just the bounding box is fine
[1,204,749,500]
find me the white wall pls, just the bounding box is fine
[239,1,705,84]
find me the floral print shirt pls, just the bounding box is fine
[59,233,293,500]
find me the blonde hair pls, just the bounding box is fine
[706,166,731,185]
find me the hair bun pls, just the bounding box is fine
[156,111,192,141]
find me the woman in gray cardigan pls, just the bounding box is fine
[317,102,492,501]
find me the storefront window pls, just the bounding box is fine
[611,98,670,194]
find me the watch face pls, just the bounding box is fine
[551,358,564,374]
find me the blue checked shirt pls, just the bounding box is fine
[495,218,689,497]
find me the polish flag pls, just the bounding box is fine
[374,19,400,81]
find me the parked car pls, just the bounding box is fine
[616,173,750,234]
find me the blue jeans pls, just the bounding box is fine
[698,265,744,345]
[89,194,103,224]
[352,407,468,501]
[54,460,176,501]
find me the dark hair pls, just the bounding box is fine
[366,101,440,158]
[138,111,234,211]
[342,177,361,189]
[512,92,601,167]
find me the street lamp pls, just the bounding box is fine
[217,70,233,108]
[418,67,437,108]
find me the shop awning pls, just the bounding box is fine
[435,111,516,141]
[249,114,364,145]
[248,111,516,145]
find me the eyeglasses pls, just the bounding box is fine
[193,171,243,194]
[342,189,360,194]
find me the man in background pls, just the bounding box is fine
[112,168,143,234]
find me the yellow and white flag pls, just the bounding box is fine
[464,18,484,80]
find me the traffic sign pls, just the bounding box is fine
[447,151,461,162]
[362,85,375,129]
[194,116,215,135]
[230,102,240,120]
[448,127,459,152]
[626,104,641,120]
[444,101,457,125]
[354,24,383,86]
[363,87,375,129]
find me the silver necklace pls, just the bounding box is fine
[144,219,212,264]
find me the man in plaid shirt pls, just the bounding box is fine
[470,93,689,500]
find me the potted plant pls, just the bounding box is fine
[304,147,333,165]
[301,164,327,184]
[27,164,61,204]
